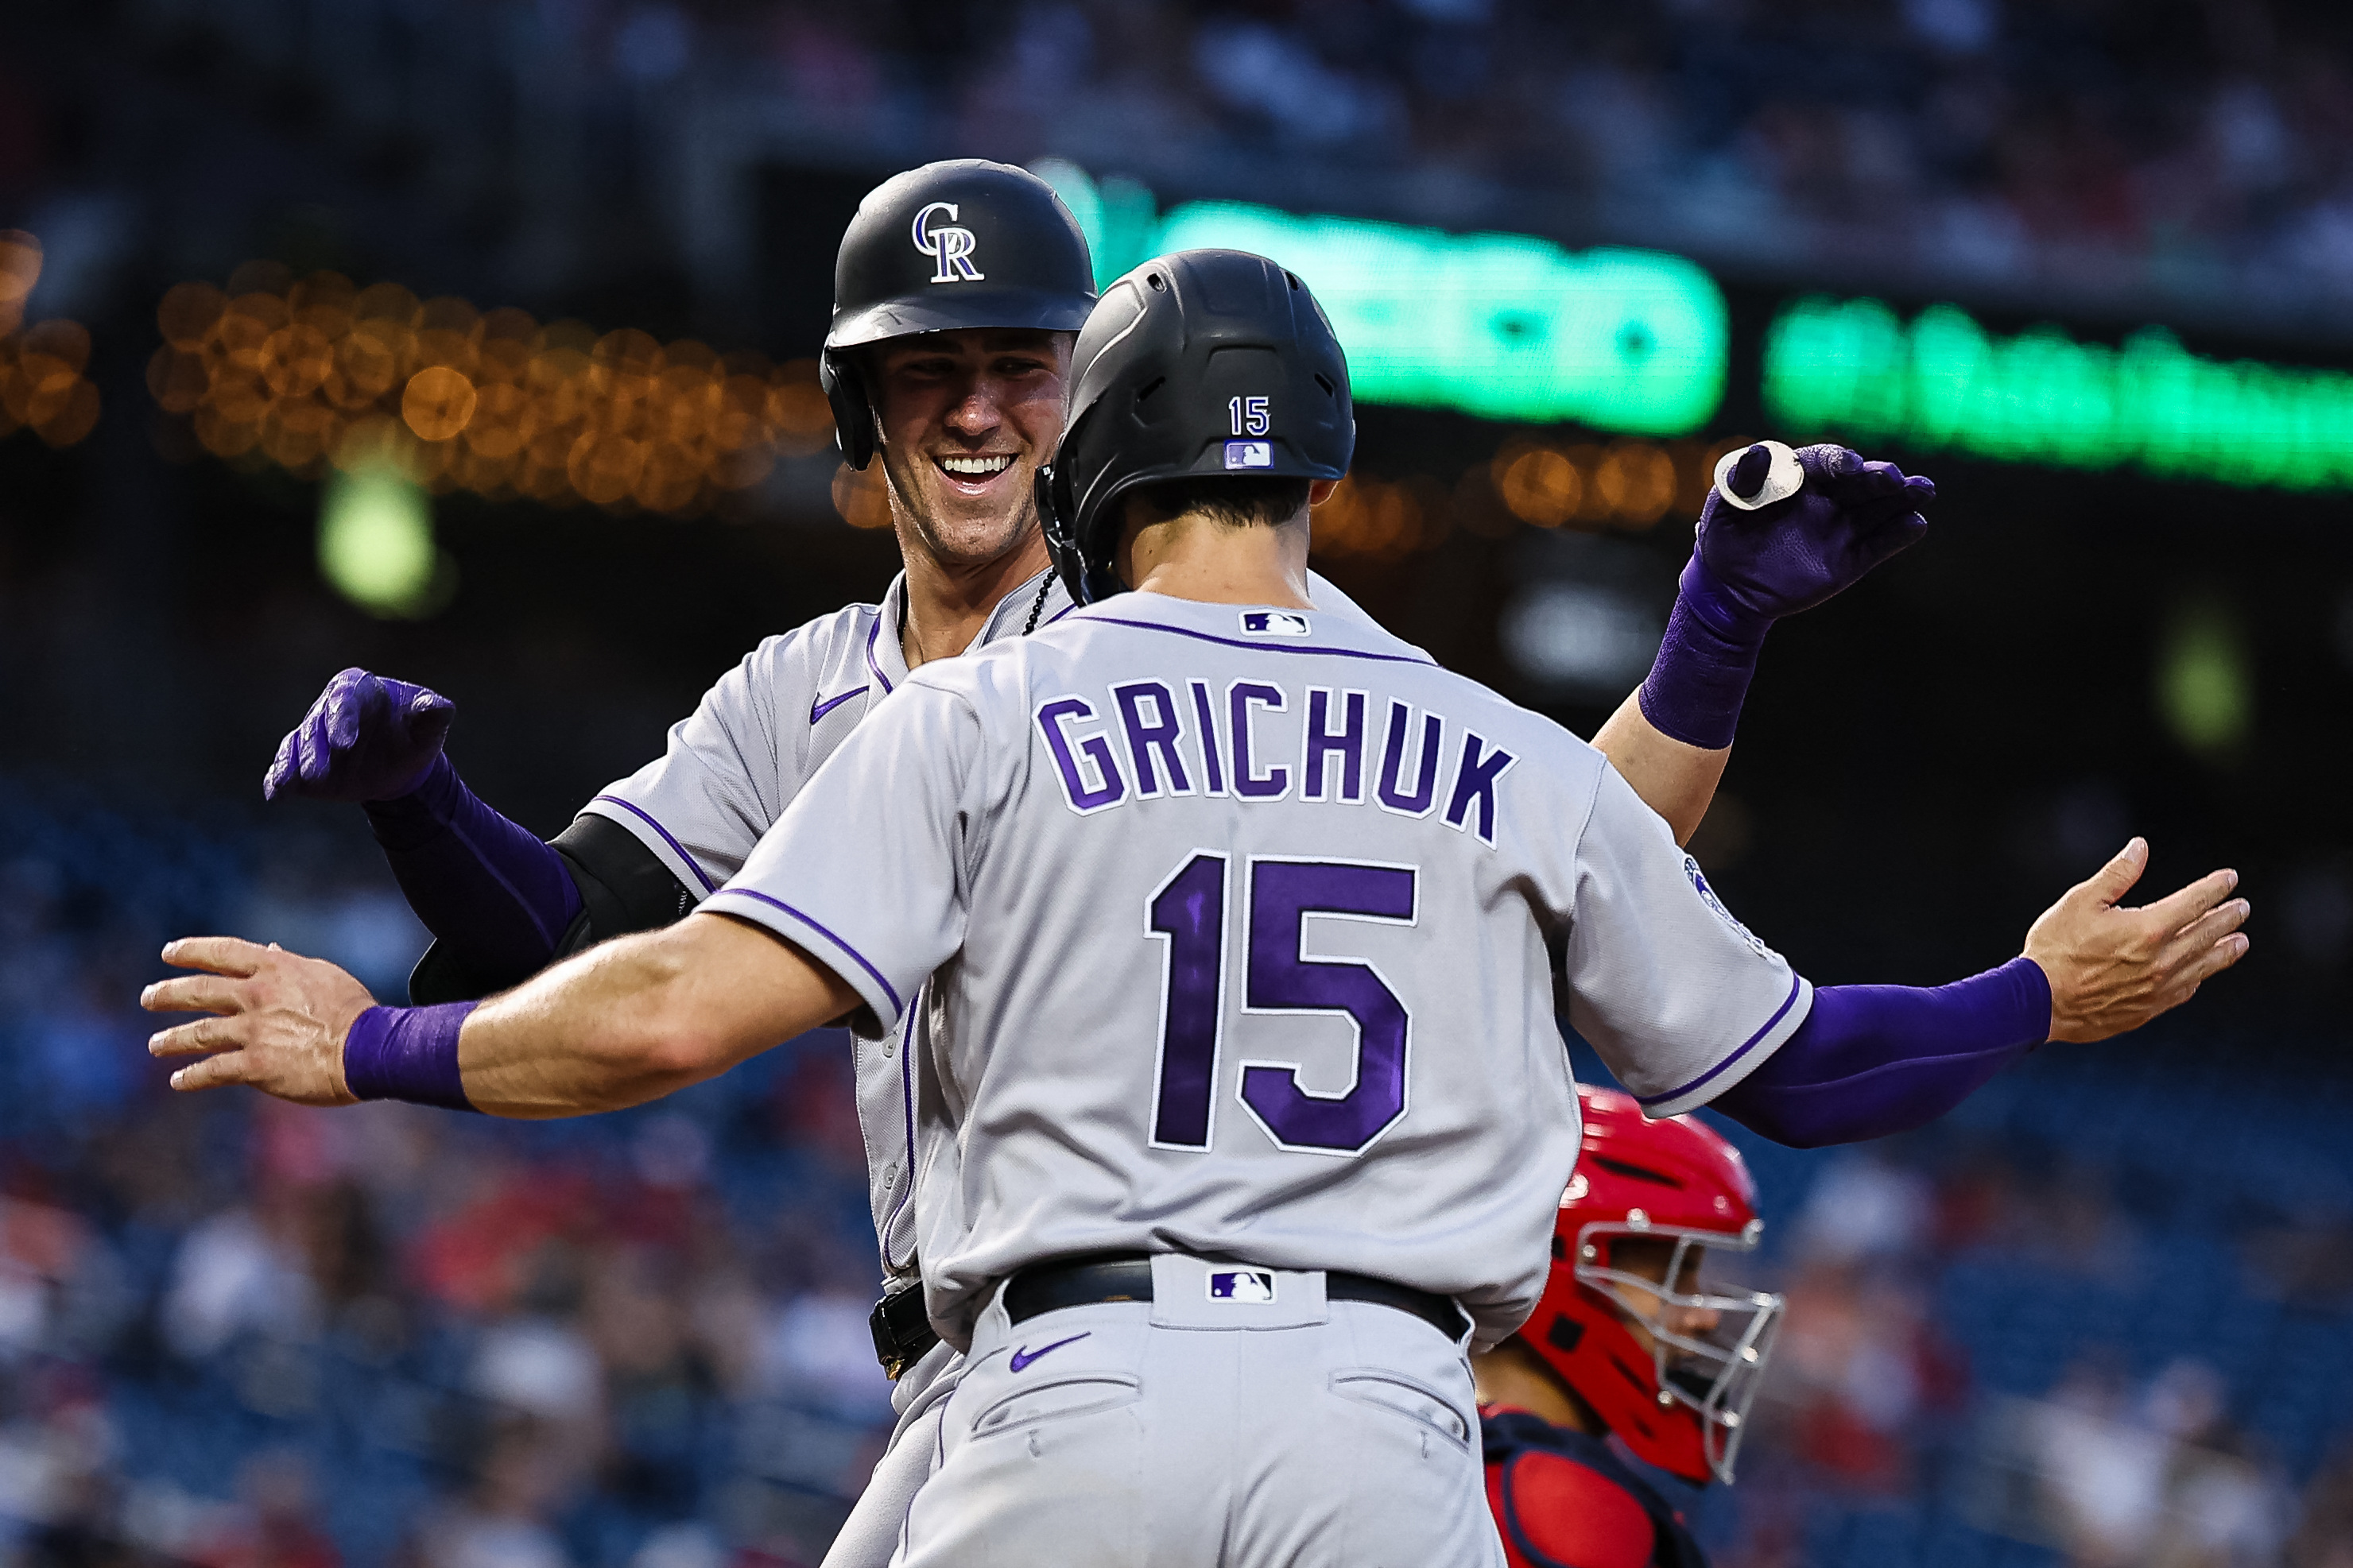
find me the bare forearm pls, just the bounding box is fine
[457,931,713,1117]
[1592,691,1730,846]
[457,914,857,1117]
[141,915,855,1115]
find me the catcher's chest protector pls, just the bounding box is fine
[1481,1408,1709,1568]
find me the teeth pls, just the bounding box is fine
[941,455,1013,476]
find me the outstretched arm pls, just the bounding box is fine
[1595,443,1934,843]
[140,912,858,1117]
[266,668,692,1001]
[1714,839,2250,1146]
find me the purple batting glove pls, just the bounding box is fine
[1696,442,1936,628]
[1638,443,1934,749]
[263,668,455,803]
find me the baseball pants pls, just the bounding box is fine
[890,1254,1505,1568]
[821,1338,965,1568]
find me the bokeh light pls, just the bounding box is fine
[319,467,445,618]
[151,267,838,517]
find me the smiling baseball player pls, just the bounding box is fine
[254,161,1944,1566]
[154,248,2248,1567]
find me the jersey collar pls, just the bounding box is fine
[866,572,912,695]
[872,566,1075,693]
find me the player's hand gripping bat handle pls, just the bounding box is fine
[1637,442,1936,753]
[2025,838,2252,1043]
[263,667,454,803]
[1698,441,1936,625]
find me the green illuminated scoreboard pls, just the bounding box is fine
[1038,163,1727,437]
[1765,296,2353,492]
[1036,161,2353,492]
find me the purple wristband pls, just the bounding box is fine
[1636,552,1773,751]
[344,1002,479,1111]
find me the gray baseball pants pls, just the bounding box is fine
[821,1338,963,1568]
[887,1254,1504,1568]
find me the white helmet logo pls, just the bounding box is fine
[911,202,984,284]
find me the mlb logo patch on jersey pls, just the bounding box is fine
[1223,440,1273,469]
[1240,610,1311,637]
[1208,1269,1277,1303]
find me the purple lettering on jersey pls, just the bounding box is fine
[1113,681,1192,799]
[1239,860,1416,1155]
[1303,687,1366,803]
[1442,730,1517,846]
[1147,853,1227,1148]
[1037,697,1126,814]
[1375,703,1444,817]
[1229,682,1290,800]
[1188,680,1227,796]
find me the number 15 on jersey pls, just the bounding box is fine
[1146,851,1417,1159]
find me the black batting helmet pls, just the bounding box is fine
[823,159,1097,469]
[1037,250,1354,605]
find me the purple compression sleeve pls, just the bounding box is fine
[1637,553,1771,751]
[1712,958,2051,1148]
[362,754,584,982]
[344,1002,479,1111]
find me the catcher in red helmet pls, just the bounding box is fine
[1475,1086,1783,1568]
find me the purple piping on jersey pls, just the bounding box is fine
[1043,602,1076,626]
[1084,615,1436,666]
[881,983,922,1273]
[1633,973,1806,1109]
[811,687,866,724]
[864,613,897,695]
[591,796,720,894]
[708,887,905,1016]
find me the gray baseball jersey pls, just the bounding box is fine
[579,565,1386,1290]
[709,590,1813,1352]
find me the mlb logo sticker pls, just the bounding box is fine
[1241,610,1311,637]
[1208,1270,1277,1303]
[1223,440,1273,469]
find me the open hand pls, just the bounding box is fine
[263,668,453,803]
[1699,443,1936,623]
[141,937,375,1103]
[2024,839,2250,1043]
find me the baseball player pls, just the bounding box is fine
[149,248,2248,1566]
[1475,1086,1777,1568]
[255,165,1934,1564]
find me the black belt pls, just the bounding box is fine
[1002,1253,1468,1342]
[869,1284,938,1380]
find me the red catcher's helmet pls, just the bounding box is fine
[1525,1086,1783,1485]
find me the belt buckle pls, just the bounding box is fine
[869,1286,938,1380]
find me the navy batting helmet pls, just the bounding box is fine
[822,159,1097,470]
[1036,250,1354,605]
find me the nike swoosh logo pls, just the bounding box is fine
[1009,1332,1089,1372]
[810,687,867,724]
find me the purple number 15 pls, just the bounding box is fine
[1146,854,1416,1156]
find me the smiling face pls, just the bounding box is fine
[866,327,1072,569]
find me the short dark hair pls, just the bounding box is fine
[1126,476,1313,530]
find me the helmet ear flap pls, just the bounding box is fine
[821,350,876,470]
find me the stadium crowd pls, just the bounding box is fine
[0,772,2348,1566]
[12,0,2353,343]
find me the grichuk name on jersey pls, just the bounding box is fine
[1033,679,1518,846]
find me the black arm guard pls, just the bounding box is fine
[405,813,697,1005]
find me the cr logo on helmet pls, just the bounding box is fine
[911,202,984,284]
